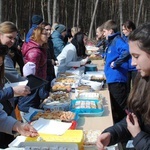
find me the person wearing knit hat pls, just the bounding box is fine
[32,15,43,25]
[51,24,67,57]
[25,15,43,42]
[23,62,36,77]
[55,24,66,34]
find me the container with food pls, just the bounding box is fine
[70,99,104,116]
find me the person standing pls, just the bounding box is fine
[25,15,43,43]
[103,20,129,123]
[97,22,150,150]
[122,20,137,94]
[51,24,67,57]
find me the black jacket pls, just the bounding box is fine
[103,117,150,150]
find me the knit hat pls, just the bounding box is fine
[23,62,36,77]
[55,24,66,33]
[32,15,43,25]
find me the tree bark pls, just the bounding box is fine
[88,0,99,39]
[119,0,123,36]
[53,0,57,24]
[47,0,51,23]
[136,0,144,26]
[77,0,80,28]
[41,0,45,21]
[73,0,77,27]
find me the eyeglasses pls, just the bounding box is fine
[0,45,9,55]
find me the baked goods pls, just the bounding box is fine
[56,77,76,84]
[74,100,96,109]
[90,75,105,82]
[31,110,75,122]
[52,84,71,92]
[76,85,91,90]
[83,130,101,145]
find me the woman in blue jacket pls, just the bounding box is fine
[97,23,150,150]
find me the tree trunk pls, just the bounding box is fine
[53,0,57,24]
[136,0,144,26]
[77,0,80,28]
[0,0,2,23]
[88,0,99,39]
[119,0,123,36]
[73,0,77,27]
[15,0,18,27]
[41,0,45,21]
[47,0,51,23]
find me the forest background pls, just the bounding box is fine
[0,0,149,40]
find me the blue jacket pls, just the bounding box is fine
[25,24,38,42]
[51,30,66,57]
[122,35,137,71]
[104,32,129,83]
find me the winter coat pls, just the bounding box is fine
[57,43,81,74]
[104,32,129,83]
[51,30,66,57]
[22,40,47,79]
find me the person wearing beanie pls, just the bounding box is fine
[51,24,67,57]
[25,15,43,42]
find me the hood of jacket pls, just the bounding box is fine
[51,30,63,40]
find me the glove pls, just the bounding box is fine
[80,57,89,65]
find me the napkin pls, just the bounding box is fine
[32,118,72,135]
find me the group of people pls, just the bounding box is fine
[95,20,150,149]
[0,13,150,150]
[0,14,90,148]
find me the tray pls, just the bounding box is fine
[70,99,104,116]
[26,75,49,91]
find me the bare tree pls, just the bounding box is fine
[73,0,77,27]
[136,0,144,26]
[15,0,18,27]
[77,0,80,28]
[88,0,99,39]
[119,0,123,36]
[0,0,2,23]
[53,0,57,24]
[41,0,45,21]
[47,0,51,23]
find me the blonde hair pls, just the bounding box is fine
[0,21,18,34]
[71,27,81,37]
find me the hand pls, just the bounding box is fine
[51,59,55,65]
[13,85,31,96]
[13,121,38,137]
[96,132,111,150]
[110,61,115,68]
[126,113,141,137]
[55,61,59,66]
[80,57,89,65]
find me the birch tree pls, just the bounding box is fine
[119,0,123,36]
[77,0,80,28]
[47,0,51,23]
[41,0,45,21]
[53,0,57,24]
[88,0,99,39]
[136,0,144,26]
[73,0,77,27]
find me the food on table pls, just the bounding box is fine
[89,54,102,60]
[83,130,101,145]
[31,110,75,122]
[45,91,70,102]
[74,100,97,109]
[90,75,105,82]
[56,77,76,84]
[76,85,91,90]
[52,84,71,92]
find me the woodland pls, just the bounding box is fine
[0,0,149,39]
